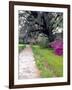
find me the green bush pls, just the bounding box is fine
[19,38,24,44]
[38,34,49,48]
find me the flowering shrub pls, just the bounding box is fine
[50,39,63,56]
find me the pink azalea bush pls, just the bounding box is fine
[50,39,63,56]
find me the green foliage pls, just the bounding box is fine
[38,34,49,48]
[19,38,24,44]
[19,11,63,44]
[18,44,26,52]
[32,45,63,78]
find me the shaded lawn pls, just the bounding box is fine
[32,45,63,78]
[18,44,26,53]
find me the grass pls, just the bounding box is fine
[32,45,63,78]
[18,44,26,53]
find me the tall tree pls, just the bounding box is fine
[19,10,63,43]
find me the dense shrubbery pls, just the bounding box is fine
[50,39,63,56]
[19,38,24,44]
[37,34,49,48]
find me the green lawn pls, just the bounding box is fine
[32,45,63,78]
[18,44,26,53]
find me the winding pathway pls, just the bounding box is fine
[18,45,40,79]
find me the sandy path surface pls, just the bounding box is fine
[18,45,40,79]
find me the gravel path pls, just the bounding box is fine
[18,45,40,79]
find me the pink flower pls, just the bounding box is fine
[50,39,63,56]
[54,47,63,56]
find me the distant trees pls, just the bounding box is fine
[19,10,63,44]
